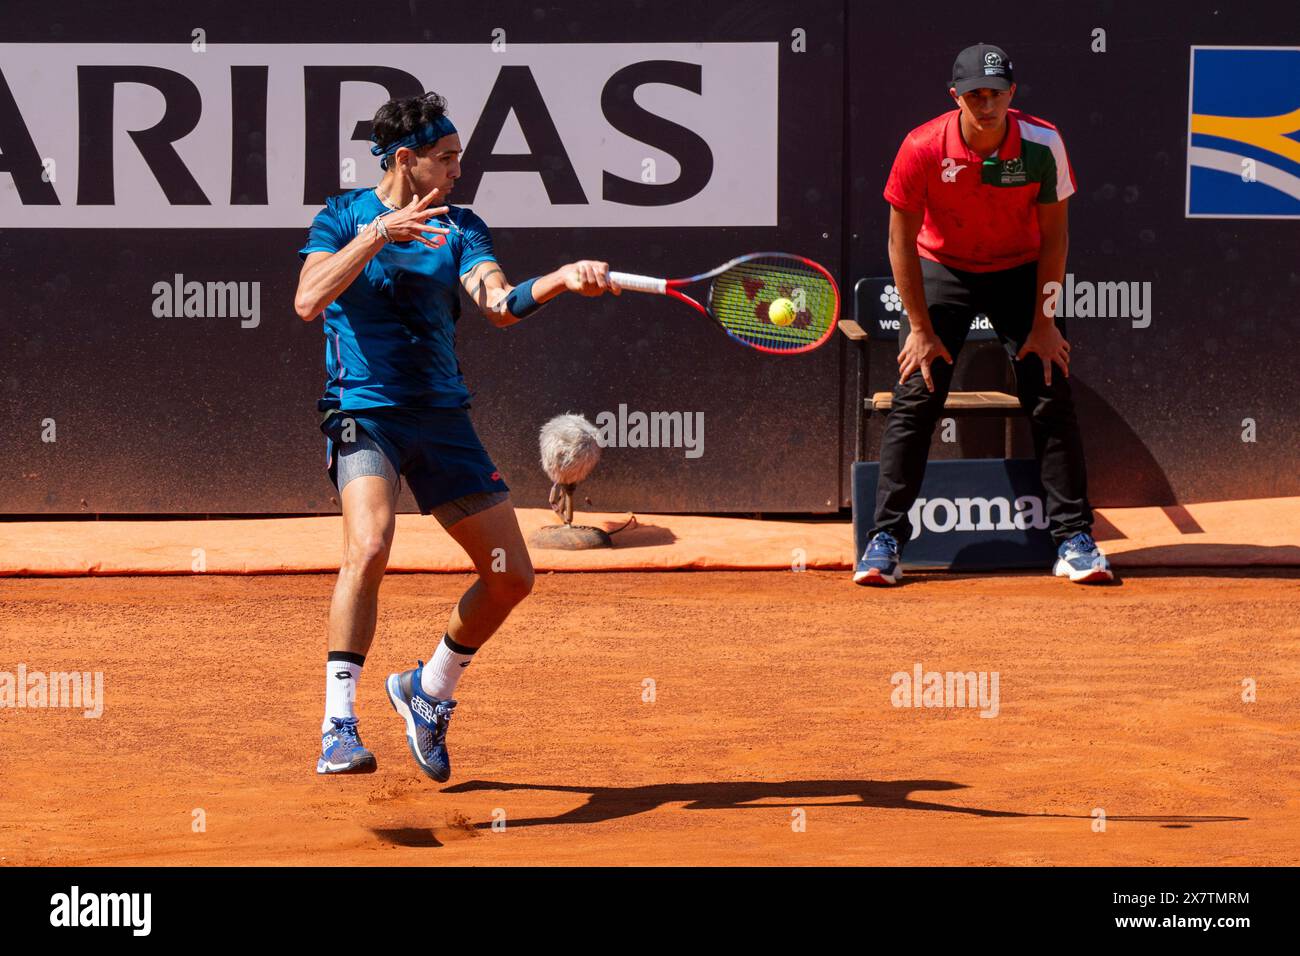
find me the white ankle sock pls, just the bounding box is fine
[323,658,363,733]
[419,634,476,700]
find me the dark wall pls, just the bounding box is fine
[845,1,1300,507]
[0,0,844,514]
[1,1,1295,515]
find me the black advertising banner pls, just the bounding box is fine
[0,0,845,513]
[851,459,1058,570]
[3,1,1298,514]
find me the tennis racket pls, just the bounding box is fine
[609,253,840,355]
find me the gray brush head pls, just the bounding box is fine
[539,413,603,485]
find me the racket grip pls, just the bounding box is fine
[609,271,666,294]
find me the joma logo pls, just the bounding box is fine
[907,495,1048,541]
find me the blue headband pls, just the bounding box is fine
[370,116,458,169]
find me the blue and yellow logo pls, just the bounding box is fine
[1187,47,1300,218]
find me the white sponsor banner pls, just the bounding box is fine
[0,42,777,228]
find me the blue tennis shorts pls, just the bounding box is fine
[321,406,509,515]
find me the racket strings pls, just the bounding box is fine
[708,258,837,352]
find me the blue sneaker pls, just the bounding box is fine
[316,717,377,774]
[854,531,902,586]
[386,662,457,783]
[1053,532,1114,583]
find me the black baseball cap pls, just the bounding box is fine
[950,43,1015,95]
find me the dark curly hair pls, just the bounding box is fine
[370,92,450,152]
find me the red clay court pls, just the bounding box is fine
[2,503,1296,866]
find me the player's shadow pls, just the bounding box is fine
[438,778,1246,831]
[1069,376,1185,510]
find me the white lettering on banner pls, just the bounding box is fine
[877,314,991,333]
[0,43,777,228]
[907,495,1048,541]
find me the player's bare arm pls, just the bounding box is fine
[293,190,451,320]
[1016,198,1071,385]
[889,204,953,392]
[459,258,622,329]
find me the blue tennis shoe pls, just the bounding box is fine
[386,662,457,783]
[316,716,377,774]
[854,531,902,586]
[1053,532,1114,584]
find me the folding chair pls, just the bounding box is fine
[840,276,1023,463]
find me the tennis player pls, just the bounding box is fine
[856,43,1113,587]
[295,92,620,779]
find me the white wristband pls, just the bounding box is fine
[372,216,391,242]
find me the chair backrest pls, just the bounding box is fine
[853,276,999,342]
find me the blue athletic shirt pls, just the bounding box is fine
[298,188,497,410]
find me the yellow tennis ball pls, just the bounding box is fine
[768,297,796,326]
